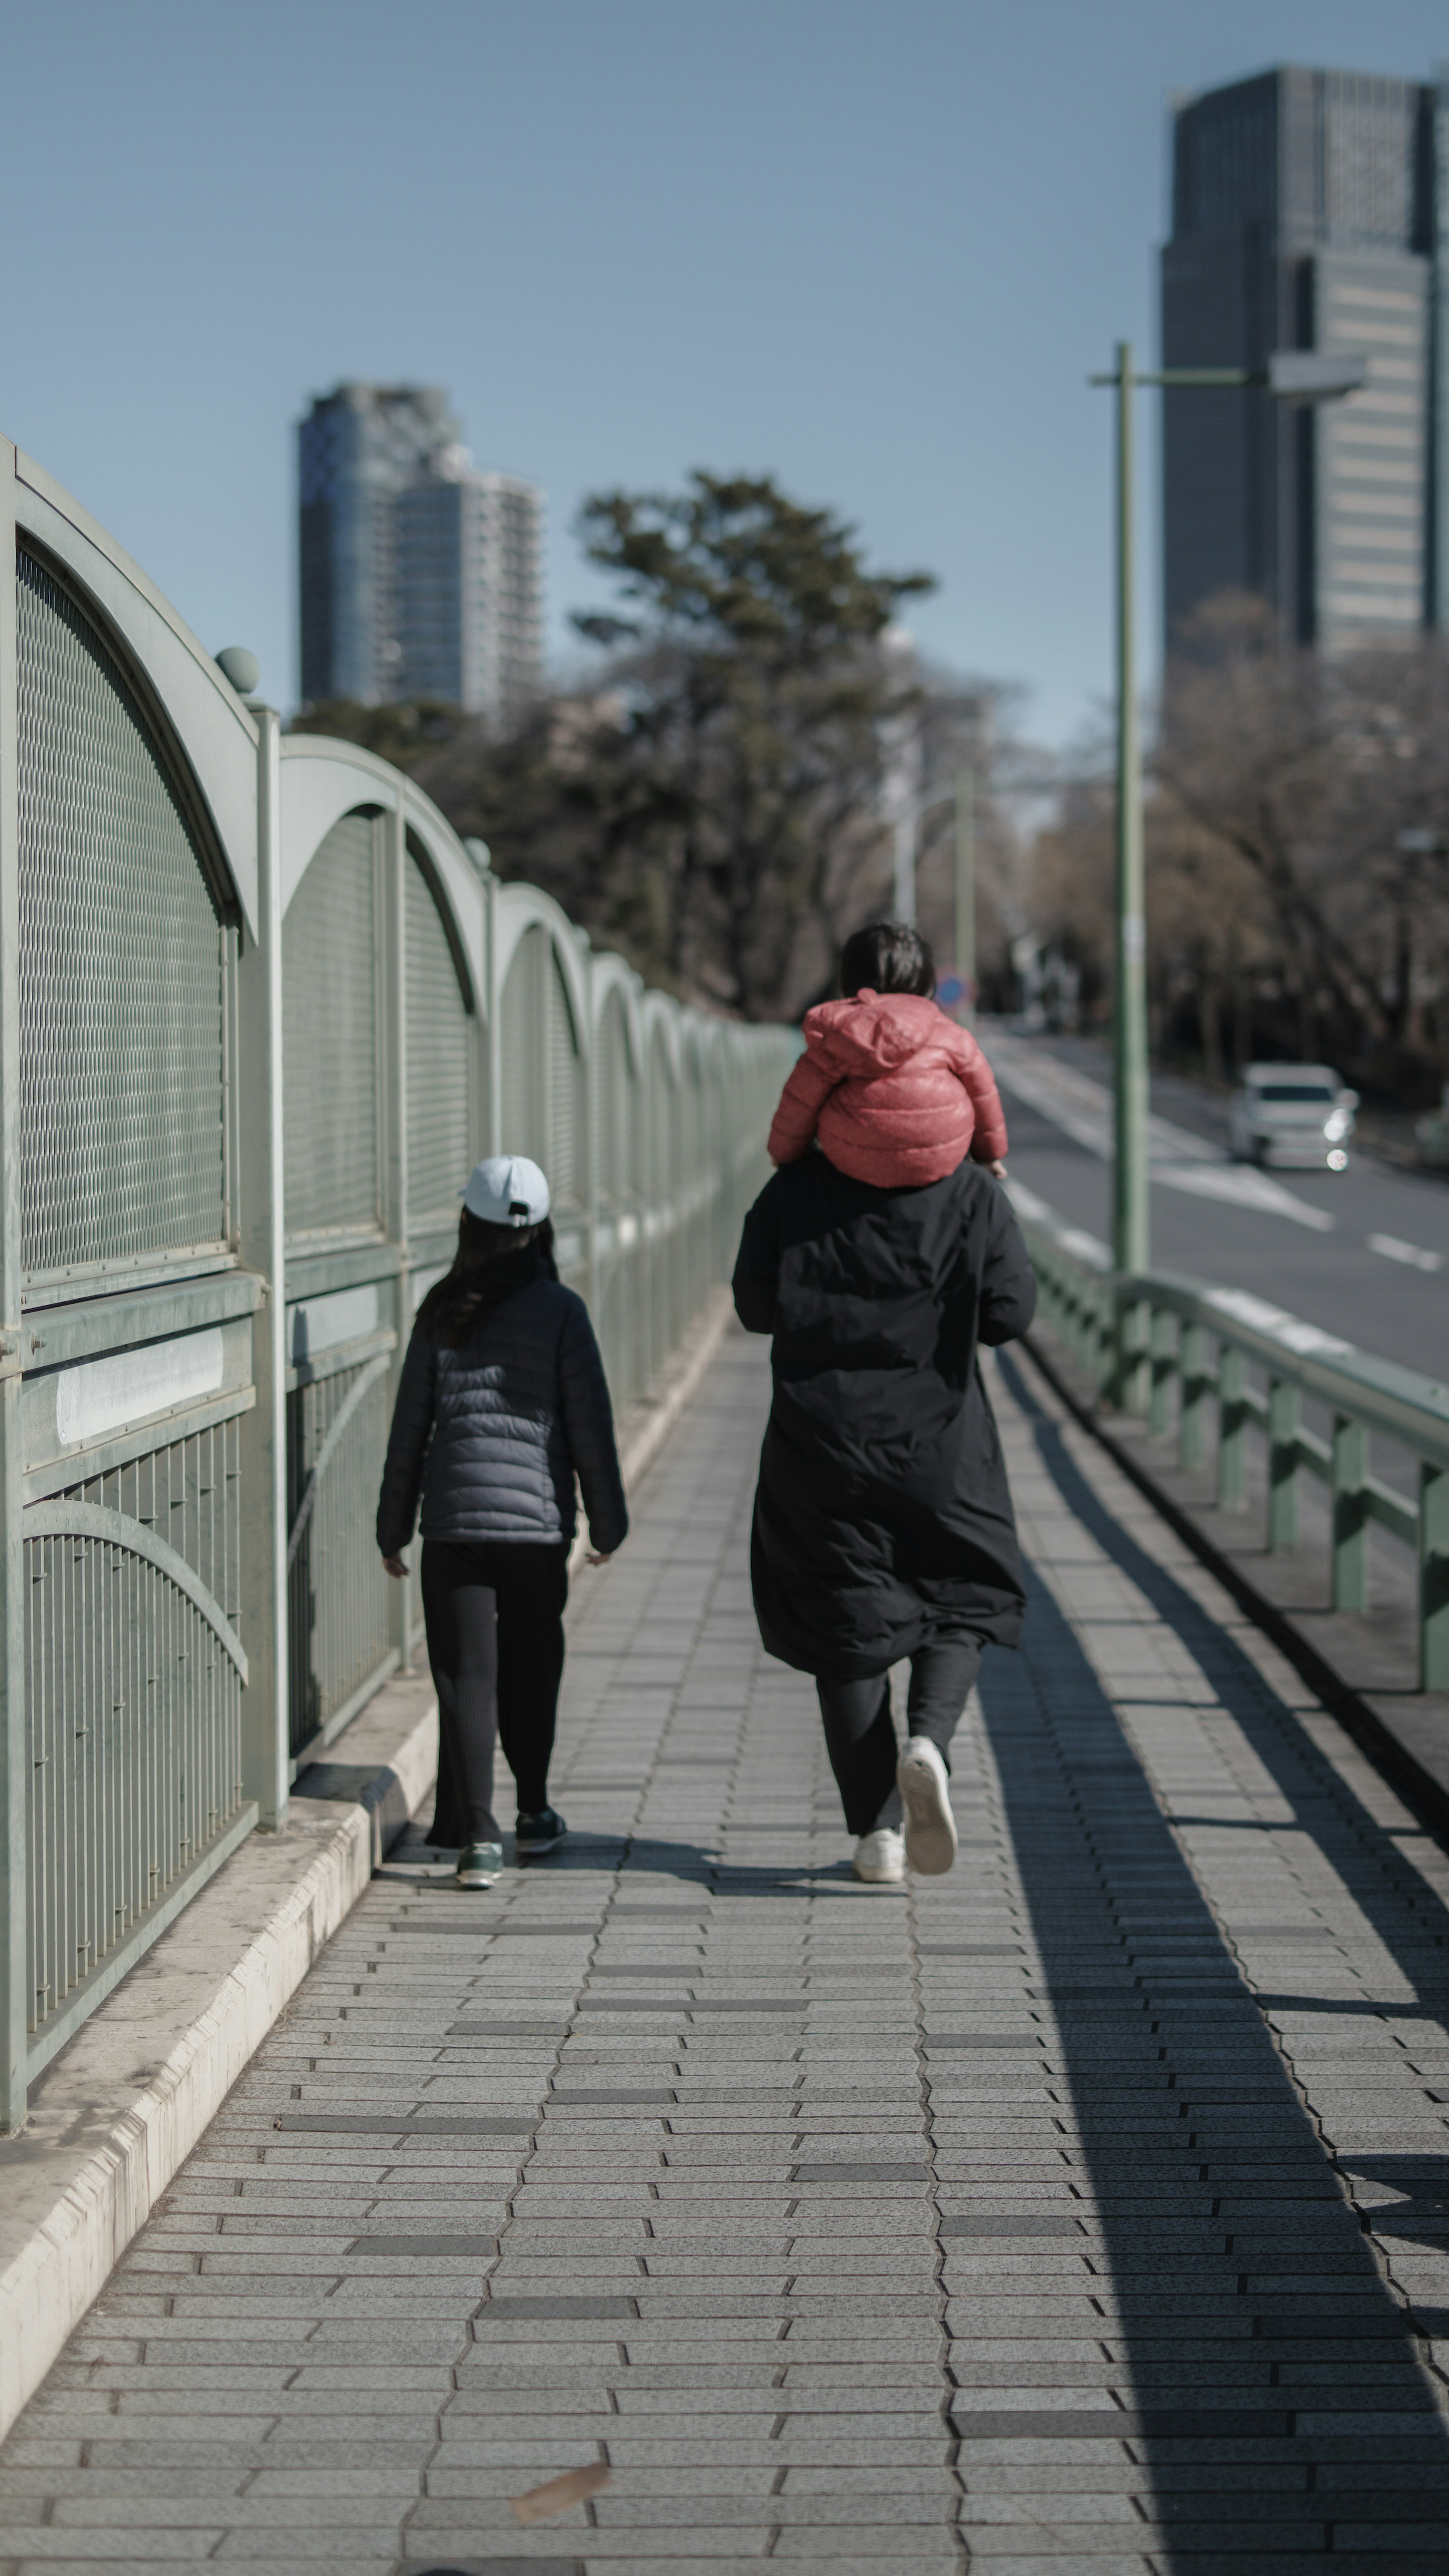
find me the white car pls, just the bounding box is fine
[1228,1064,1358,1170]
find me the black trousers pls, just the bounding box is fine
[816,1631,984,1838]
[420,1540,569,1846]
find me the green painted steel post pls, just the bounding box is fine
[1331,1415,1368,1613]
[954,767,976,1023]
[381,797,411,1674]
[1267,1377,1300,1552]
[1218,1343,1248,1510]
[1149,1305,1174,1439]
[0,443,27,2128]
[1112,343,1149,1290]
[1421,1462,1449,1691]
[1180,1320,1209,1470]
[235,707,290,1832]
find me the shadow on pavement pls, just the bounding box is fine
[971,1355,1449,2565]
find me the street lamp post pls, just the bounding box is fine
[954,765,976,1022]
[895,775,976,1017]
[1091,341,1367,1400]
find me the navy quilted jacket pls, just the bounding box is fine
[376,1250,628,1557]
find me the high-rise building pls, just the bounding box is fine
[1162,66,1449,655]
[298,383,545,726]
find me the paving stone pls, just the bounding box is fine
[12,1340,1449,2565]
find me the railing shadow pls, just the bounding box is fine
[967,1355,1449,2559]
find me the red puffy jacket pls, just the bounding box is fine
[767,990,1009,1188]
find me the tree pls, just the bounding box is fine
[1155,596,1449,1086]
[566,473,935,1016]
[292,474,940,1019]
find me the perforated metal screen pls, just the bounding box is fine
[287,1362,392,1755]
[284,811,380,1236]
[594,992,633,1201]
[15,547,228,1286]
[499,924,546,1167]
[547,949,580,1207]
[406,851,471,1226]
[26,1418,245,2042]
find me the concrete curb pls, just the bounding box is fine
[0,1288,738,2440]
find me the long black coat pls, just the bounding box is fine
[732,1155,1036,1678]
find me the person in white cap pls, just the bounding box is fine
[376,1154,628,1888]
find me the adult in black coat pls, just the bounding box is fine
[732,1147,1035,1882]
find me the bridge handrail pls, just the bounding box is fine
[1017,1197,1449,1692]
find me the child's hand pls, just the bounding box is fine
[586,1551,614,1568]
[382,1553,409,1579]
[989,1159,1007,1180]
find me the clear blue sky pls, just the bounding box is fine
[4,0,1444,744]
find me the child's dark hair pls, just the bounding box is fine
[416,1209,556,1349]
[838,919,936,1000]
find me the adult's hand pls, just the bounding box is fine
[989,1159,1008,1180]
[585,1551,614,1568]
[382,1553,409,1580]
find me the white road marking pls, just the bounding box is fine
[986,1028,1335,1232]
[1368,1232,1444,1274]
[1150,1163,1336,1231]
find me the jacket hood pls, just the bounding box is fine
[801,989,947,1078]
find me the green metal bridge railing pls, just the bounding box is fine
[1020,1198,1449,1699]
[0,440,797,2128]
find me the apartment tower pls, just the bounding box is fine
[298,383,545,727]
[1162,66,1449,653]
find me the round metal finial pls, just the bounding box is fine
[216,645,260,696]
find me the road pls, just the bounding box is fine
[983,1022,1449,1382]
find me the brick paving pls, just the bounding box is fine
[5,1329,1449,2570]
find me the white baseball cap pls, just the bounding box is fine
[462,1154,551,1227]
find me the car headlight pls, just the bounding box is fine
[1324,1112,1349,1140]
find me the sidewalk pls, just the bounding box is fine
[3,1328,1449,2570]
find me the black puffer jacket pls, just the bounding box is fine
[376,1248,628,1557]
[732,1154,1035,1678]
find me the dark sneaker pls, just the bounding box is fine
[514,1808,568,1856]
[455,1840,503,1888]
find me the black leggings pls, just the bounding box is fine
[420,1540,569,1846]
[816,1632,984,1837]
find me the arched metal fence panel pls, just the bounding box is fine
[0,466,797,2123]
[24,1415,246,2070]
[500,920,546,1168]
[546,947,581,1214]
[406,844,472,1233]
[283,810,380,1241]
[15,545,230,1291]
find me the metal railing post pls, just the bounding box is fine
[1421,1462,1449,1692]
[1218,1343,1248,1510]
[1149,1306,1174,1439]
[1115,1290,1151,1416]
[381,800,410,1673]
[1179,1320,1209,1470]
[1267,1377,1300,1551]
[235,707,289,1829]
[1331,1416,1368,1613]
[0,445,28,2128]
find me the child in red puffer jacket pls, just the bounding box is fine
[768,920,1008,1189]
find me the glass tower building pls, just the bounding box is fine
[298,383,545,726]
[1162,65,1449,654]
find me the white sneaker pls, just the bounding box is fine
[897,1738,958,1876]
[852,1826,906,1884]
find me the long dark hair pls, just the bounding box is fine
[838,918,936,999]
[415,1209,557,1349]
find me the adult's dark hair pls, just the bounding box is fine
[839,919,936,1000]
[415,1209,557,1350]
